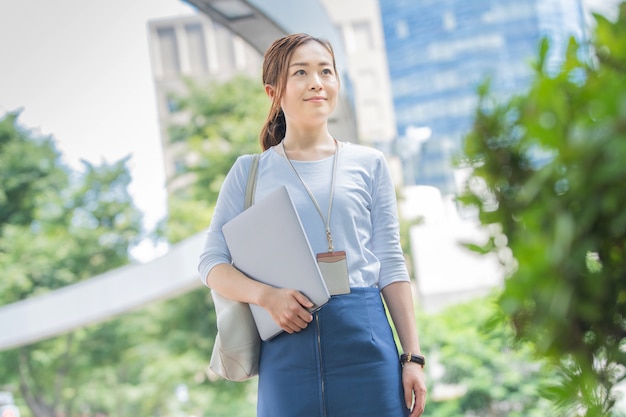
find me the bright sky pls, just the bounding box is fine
[0,0,197,261]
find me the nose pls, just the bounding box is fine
[309,73,323,90]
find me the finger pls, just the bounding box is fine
[297,308,313,323]
[294,291,314,309]
[404,384,413,411]
[413,403,424,417]
[290,315,310,330]
[281,321,299,334]
[409,396,421,417]
[286,301,312,324]
[279,311,309,332]
[412,396,425,417]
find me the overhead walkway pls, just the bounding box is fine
[0,233,205,351]
[183,0,346,63]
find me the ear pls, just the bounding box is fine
[265,84,275,99]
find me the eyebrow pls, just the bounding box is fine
[289,61,333,68]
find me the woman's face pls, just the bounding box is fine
[268,41,339,130]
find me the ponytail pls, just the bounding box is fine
[260,106,286,151]
[260,102,287,151]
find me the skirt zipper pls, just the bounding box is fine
[316,313,327,417]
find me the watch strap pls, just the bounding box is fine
[400,352,425,368]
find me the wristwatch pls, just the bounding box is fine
[400,353,425,368]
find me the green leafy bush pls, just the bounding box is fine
[458,4,626,416]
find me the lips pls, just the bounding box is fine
[305,96,326,101]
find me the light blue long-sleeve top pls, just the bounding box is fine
[197,142,410,289]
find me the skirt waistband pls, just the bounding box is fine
[331,286,380,296]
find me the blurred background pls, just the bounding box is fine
[0,0,624,416]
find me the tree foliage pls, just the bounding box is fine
[419,296,558,417]
[0,112,143,416]
[160,75,267,244]
[0,112,67,234]
[457,4,626,415]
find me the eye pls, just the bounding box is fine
[294,69,306,76]
[322,68,334,76]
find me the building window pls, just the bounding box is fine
[352,21,374,51]
[185,23,209,73]
[357,70,378,92]
[166,97,181,114]
[174,158,186,175]
[213,21,236,74]
[157,27,181,76]
[442,11,457,31]
[233,37,247,69]
[359,100,383,137]
[396,20,409,39]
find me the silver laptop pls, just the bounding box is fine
[222,185,330,341]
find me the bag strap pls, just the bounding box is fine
[244,154,260,210]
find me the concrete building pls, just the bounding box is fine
[318,0,396,146]
[148,14,262,192]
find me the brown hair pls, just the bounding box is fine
[259,33,338,150]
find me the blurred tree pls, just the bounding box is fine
[419,296,557,417]
[129,289,257,417]
[457,4,626,416]
[0,112,143,416]
[160,75,267,243]
[0,112,67,236]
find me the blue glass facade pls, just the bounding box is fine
[379,0,586,194]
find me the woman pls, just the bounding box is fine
[198,33,427,417]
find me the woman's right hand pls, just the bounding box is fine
[261,287,314,333]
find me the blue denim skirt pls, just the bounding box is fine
[257,287,409,417]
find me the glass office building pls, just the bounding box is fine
[380,0,587,194]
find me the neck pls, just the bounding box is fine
[281,130,336,161]
[283,123,333,147]
[283,134,337,161]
